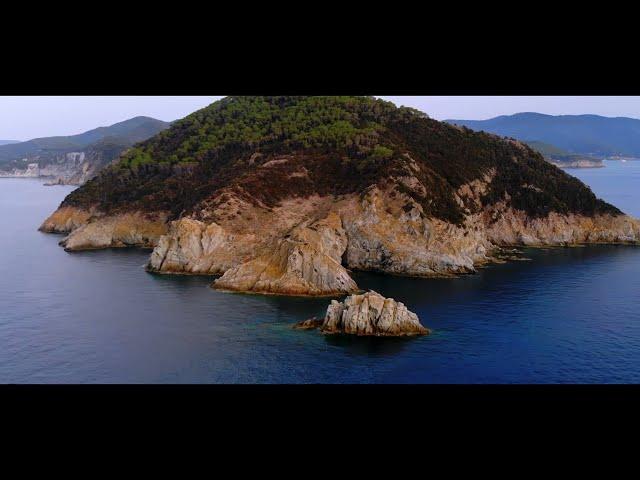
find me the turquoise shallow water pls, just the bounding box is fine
[1,161,639,383]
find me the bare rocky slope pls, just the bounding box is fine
[40,96,640,296]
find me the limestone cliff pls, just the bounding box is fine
[39,96,640,296]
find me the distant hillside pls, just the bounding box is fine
[446,112,640,157]
[525,141,604,169]
[0,117,171,184]
[0,116,170,164]
[0,140,19,146]
[524,140,571,157]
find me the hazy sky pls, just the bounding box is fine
[3,96,640,141]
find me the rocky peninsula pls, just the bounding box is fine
[40,96,640,297]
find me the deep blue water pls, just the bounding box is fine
[1,161,639,383]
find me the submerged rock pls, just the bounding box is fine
[293,317,324,330]
[318,290,429,337]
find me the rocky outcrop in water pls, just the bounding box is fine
[317,290,429,336]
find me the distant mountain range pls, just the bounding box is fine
[0,117,170,184]
[0,140,19,146]
[446,112,640,157]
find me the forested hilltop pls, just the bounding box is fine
[64,96,619,222]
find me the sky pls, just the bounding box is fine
[3,96,640,141]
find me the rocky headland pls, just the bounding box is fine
[39,206,168,251]
[40,96,640,296]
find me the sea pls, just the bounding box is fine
[1,160,639,383]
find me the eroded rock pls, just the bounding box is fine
[59,212,168,251]
[320,290,429,337]
[213,212,358,296]
[39,206,95,234]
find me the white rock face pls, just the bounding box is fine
[0,152,91,181]
[1,149,115,185]
[320,290,429,336]
[0,163,40,177]
[148,218,252,274]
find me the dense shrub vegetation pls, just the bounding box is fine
[118,96,420,168]
[63,96,621,222]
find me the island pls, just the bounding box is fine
[40,96,640,297]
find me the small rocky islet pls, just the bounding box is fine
[37,96,640,336]
[295,290,429,337]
